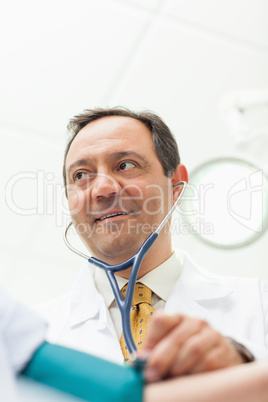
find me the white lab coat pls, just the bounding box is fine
[36,250,268,363]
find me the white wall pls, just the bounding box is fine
[1,0,268,305]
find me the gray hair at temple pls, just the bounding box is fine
[63,107,181,196]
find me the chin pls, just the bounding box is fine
[91,238,142,262]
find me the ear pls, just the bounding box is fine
[171,164,188,203]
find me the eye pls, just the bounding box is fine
[74,171,89,181]
[119,161,136,171]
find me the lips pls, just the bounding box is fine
[96,211,132,221]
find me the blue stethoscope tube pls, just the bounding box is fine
[64,181,187,364]
[90,231,159,356]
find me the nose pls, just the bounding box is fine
[91,172,122,200]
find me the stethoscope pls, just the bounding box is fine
[64,181,187,369]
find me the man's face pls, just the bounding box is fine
[65,116,175,263]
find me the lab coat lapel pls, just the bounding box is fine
[69,263,102,327]
[68,262,123,362]
[164,251,234,320]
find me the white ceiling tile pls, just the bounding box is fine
[0,0,148,136]
[121,0,162,11]
[1,130,65,249]
[0,248,14,277]
[109,20,268,169]
[164,0,268,49]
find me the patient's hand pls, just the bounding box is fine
[141,313,245,382]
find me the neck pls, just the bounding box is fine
[115,231,173,279]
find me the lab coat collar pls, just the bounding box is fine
[165,250,234,317]
[69,261,106,328]
[182,252,233,301]
[179,249,233,301]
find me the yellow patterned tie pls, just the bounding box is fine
[120,282,155,361]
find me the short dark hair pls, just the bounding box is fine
[63,107,180,193]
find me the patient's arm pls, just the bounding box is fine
[22,342,143,402]
[21,341,268,402]
[144,362,268,402]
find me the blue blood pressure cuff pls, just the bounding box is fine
[21,342,144,402]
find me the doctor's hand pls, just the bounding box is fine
[141,313,245,382]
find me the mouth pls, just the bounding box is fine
[96,211,133,222]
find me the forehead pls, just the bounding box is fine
[66,116,157,164]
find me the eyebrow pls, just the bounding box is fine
[67,151,149,177]
[112,151,148,164]
[67,159,90,176]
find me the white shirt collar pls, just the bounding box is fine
[94,251,182,308]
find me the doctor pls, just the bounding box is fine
[38,107,268,381]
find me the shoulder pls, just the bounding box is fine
[33,292,71,322]
[174,248,268,294]
[33,261,98,323]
